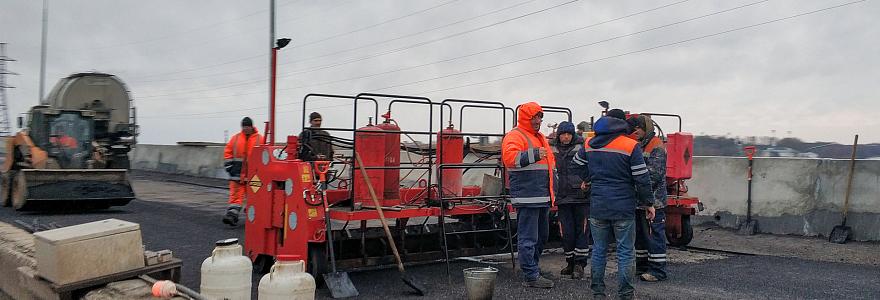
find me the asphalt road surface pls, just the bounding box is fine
[0,175,877,299]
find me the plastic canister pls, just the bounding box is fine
[200,238,252,300]
[258,255,316,300]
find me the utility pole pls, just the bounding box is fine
[0,43,17,136]
[268,0,275,144]
[39,0,49,104]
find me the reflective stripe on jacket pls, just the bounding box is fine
[573,116,652,220]
[502,102,556,207]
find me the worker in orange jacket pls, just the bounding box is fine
[502,102,557,289]
[222,117,262,226]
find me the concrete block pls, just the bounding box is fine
[144,251,159,266]
[33,219,145,285]
[157,249,173,263]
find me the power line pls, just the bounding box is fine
[133,0,700,105]
[0,43,18,136]
[370,0,770,92]
[415,0,868,94]
[140,0,692,102]
[130,0,540,89]
[131,0,452,83]
[129,0,345,80]
[276,0,691,92]
[67,0,301,52]
[146,0,865,118]
[290,0,460,49]
[275,0,580,78]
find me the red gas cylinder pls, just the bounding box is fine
[354,124,385,205]
[666,132,694,180]
[376,112,401,201]
[437,124,463,196]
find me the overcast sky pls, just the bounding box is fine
[1,0,877,144]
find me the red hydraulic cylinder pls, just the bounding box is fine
[376,112,401,202]
[353,124,385,205]
[437,125,463,196]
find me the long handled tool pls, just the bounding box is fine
[315,161,359,298]
[355,152,427,296]
[738,146,758,235]
[830,135,858,244]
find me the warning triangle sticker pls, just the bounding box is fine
[249,174,262,193]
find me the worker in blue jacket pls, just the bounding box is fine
[573,109,655,300]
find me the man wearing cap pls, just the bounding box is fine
[577,121,591,139]
[551,121,590,279]
[298,112,335,161]
[222,117,262,226]
[502,102,556,288]
[627,114,669,282]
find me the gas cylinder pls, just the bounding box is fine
[354,123,385,205]
[376,112,401,202]
[200,238,252,300]
[437,124,464,196]
[258,255,316,300]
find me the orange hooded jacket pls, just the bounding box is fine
[501,102,556,207]
[224,129,262,181]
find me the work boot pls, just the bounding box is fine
[640,273,663,282]
[560,263,574,277]
[572,264,585,280]
[522,276,554,289]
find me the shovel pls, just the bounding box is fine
[315,161,359,298]
[738,146,758,235]
[830,135,858,244]
[355,152,427,296]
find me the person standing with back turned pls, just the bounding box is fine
[502,102,557,289]
[573,109,654,299]
[222,117,262,226]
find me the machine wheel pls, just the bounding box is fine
[307,243,328,287]
[668,215,694,247]
[11,172,28,210]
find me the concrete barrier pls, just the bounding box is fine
[690,157,880,241]
[130,145,880,241]
[131,144,226,179]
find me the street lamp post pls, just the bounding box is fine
[268,38,291,145]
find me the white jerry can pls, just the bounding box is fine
[258,255,316,300]
[200,238,253,300]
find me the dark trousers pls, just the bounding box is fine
[636,208,668,279]
[557,203,591,266]
[516,206,550,281]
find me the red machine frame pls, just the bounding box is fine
[244,93,519,277]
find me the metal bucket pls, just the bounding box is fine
[463,267,498,300]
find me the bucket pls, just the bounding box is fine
[463,267,498,300]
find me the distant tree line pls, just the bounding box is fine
[694,136,880,159]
